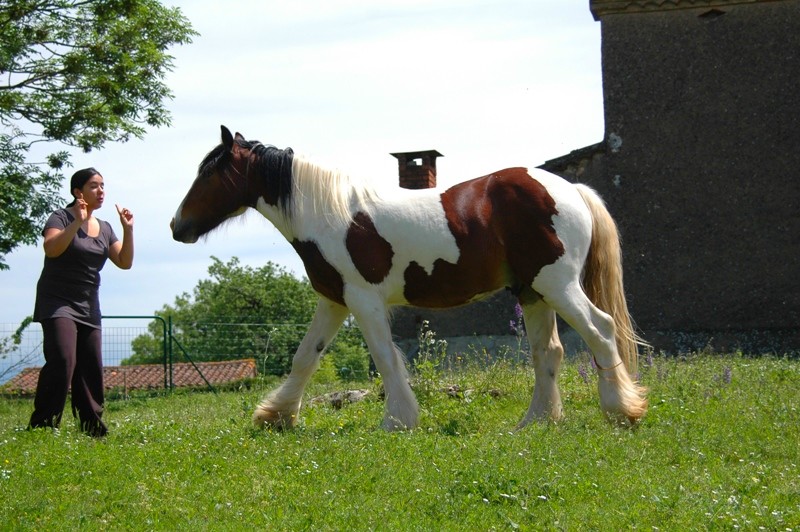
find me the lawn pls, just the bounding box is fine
[1,352,798,530]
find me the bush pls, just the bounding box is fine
[328,343,371,381]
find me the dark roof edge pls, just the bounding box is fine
[590,0,787,21]
[537,141,605,173]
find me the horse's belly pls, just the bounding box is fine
[385,255,509,308]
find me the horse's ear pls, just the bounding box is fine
[221,125,234,150]
[234,132,245,141]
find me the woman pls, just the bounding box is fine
[28,167,134,437]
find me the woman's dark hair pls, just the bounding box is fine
[66,167,100,207]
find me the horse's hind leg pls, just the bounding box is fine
[537,280,647,425]
[346,289,418,431]
[253,298,348,429]
[517,299,565,429]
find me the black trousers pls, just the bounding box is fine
[29,318,107,437]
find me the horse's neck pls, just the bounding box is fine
[249,157,344,240]
[250,196,287,236]
[291,156,377,230]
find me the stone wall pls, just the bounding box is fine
[579,0,800,353]
[391,291,518,340]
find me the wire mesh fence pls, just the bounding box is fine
[0,320,158,386]
[2,318,532,391]
[166,321,311,375]
[0,319,369,386]
[0,323,44,386]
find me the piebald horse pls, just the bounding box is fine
[171,126,648,430]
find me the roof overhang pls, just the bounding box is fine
[590,0,786,20]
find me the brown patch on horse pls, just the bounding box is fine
[346,211,394,284]
[291,239,345,305]
[403,168,565,307]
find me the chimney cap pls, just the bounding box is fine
[390,149,444,160]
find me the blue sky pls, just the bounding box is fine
[1,0,604,325]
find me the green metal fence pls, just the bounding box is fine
[1,317,315,391]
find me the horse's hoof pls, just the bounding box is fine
[603,408,645,428]
[381,415,417,432]
[252,406,298,430]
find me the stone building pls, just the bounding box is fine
[542,0,800,353]
[393,0,800,354]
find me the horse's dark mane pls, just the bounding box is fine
[243,139,294,215]
[199,138,295,216]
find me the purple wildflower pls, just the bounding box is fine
[722,367,732,384]
[577,364,590,384]
[511,304,525,336]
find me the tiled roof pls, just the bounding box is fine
[1,359,257,396]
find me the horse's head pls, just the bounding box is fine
[171,125,256,243]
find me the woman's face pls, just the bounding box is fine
[76,174,105,210]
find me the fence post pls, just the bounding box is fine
[168,315,174,390]
[160,317,168,390]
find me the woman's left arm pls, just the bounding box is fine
[109,204,134,269]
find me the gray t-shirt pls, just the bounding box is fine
[33,208,119,328]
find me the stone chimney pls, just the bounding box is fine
[390,150,443,189]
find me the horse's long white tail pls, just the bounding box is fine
[575,184,647,376]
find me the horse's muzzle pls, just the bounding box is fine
[170,217,199,244]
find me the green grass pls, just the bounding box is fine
[1,353,798,530]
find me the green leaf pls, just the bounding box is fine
[0,0,198,268]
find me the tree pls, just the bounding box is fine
[126,257,370,378]
[0,316,35,384]
[0,0,197,269]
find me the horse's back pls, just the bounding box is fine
[367,167,592,307]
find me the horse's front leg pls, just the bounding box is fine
[253,298,348,429]
[346,288,419,431]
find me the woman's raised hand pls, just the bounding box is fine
[115,204,134,229]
